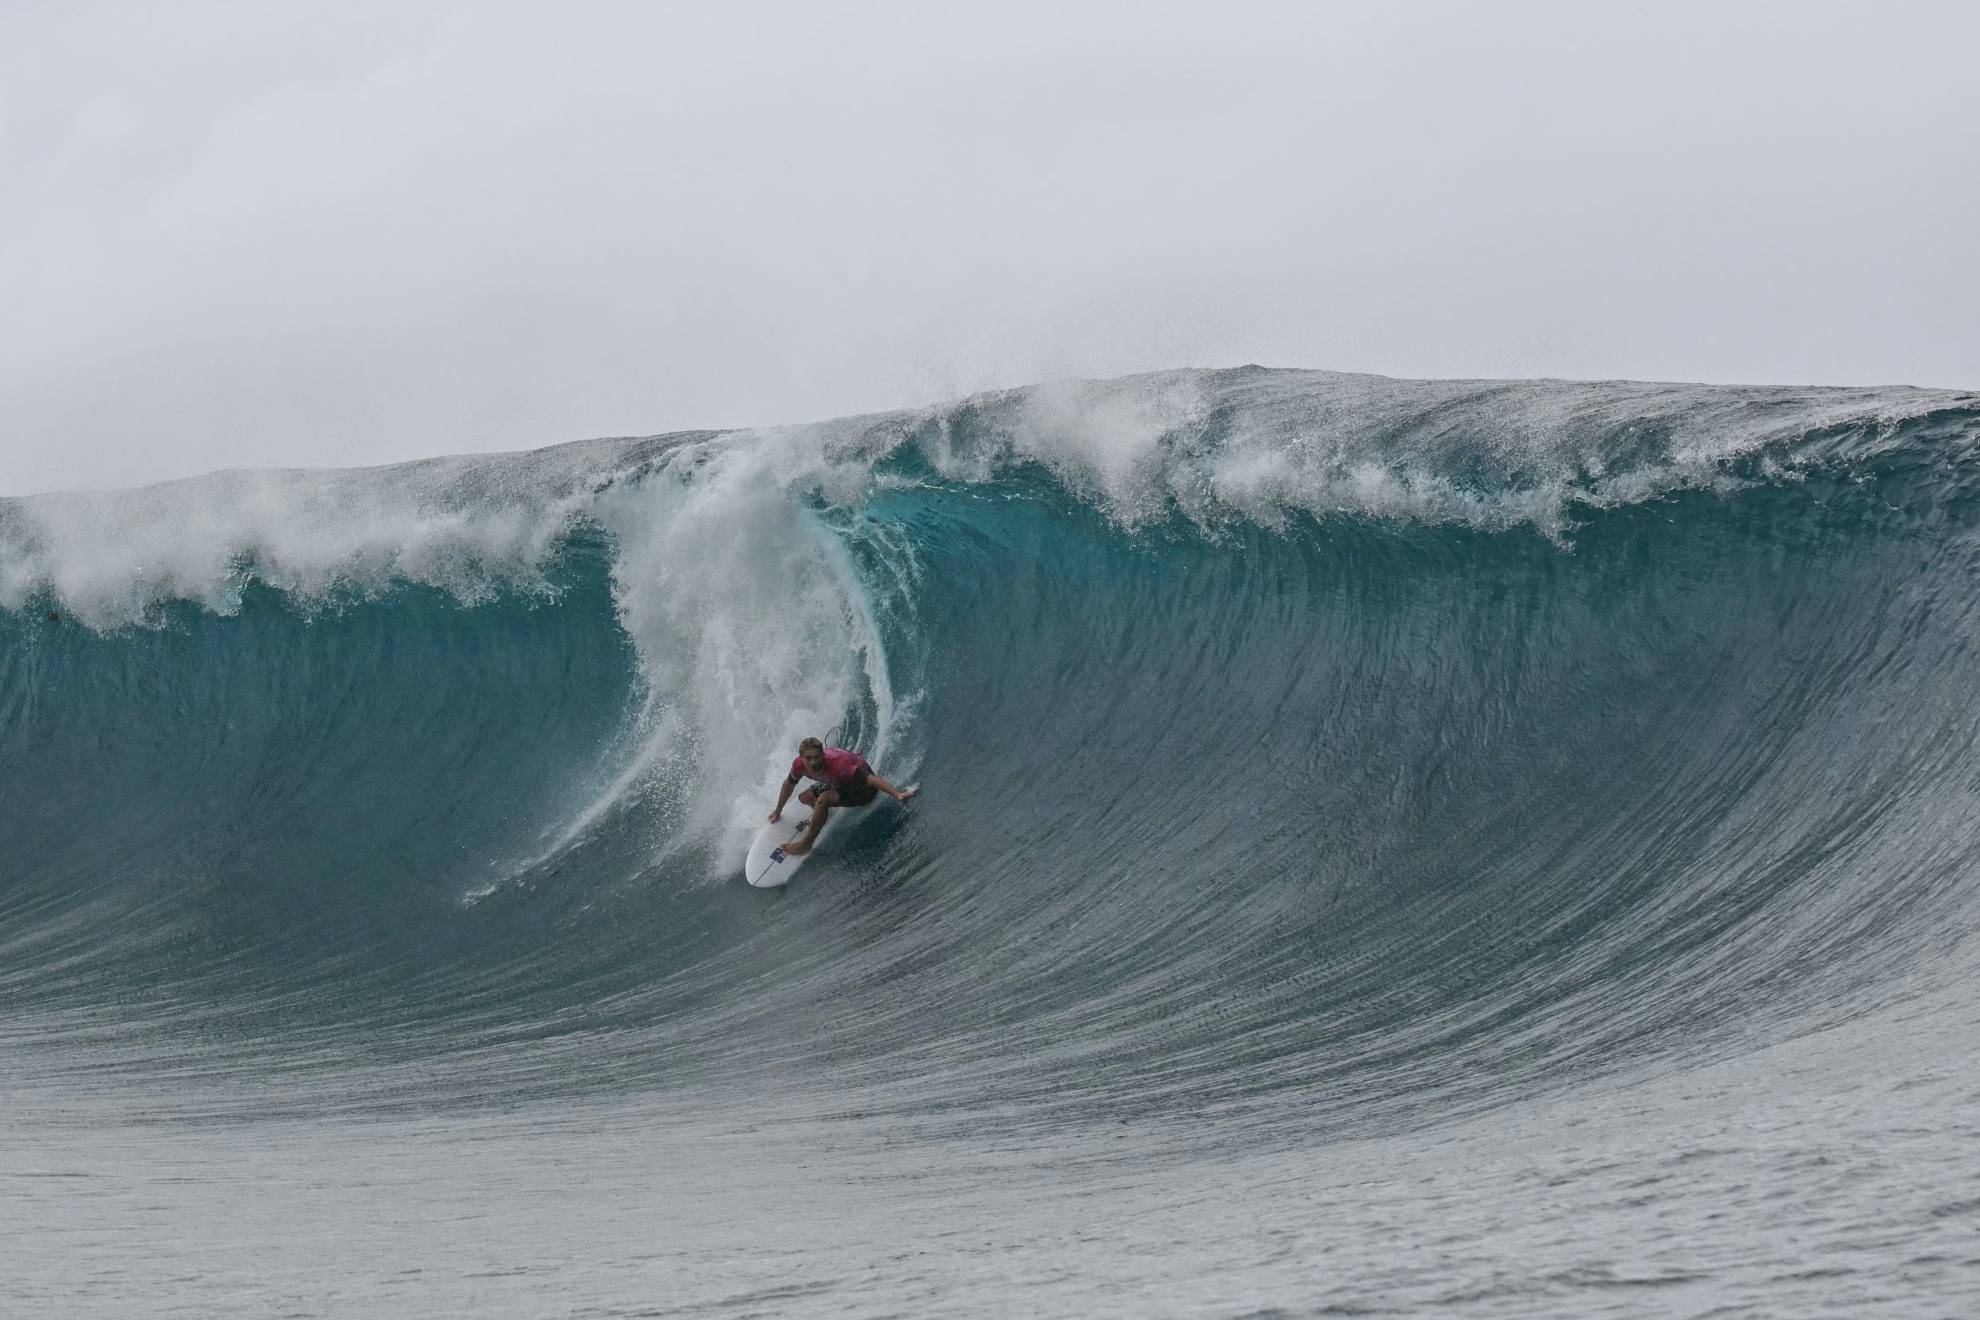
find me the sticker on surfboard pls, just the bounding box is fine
[742,784,917,887]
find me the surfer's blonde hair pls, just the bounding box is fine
[798,737,825,756]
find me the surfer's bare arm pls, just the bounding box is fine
[868,774,916,803]
[770,777,798,822]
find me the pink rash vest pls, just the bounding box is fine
[789,747,871,788]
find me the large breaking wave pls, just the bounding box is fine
[5,366,1979,1137]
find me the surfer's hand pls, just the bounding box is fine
[768,809,781,823]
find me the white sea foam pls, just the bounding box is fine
[6,369,1959,627]
[0,450,611,629]
[890,368,1963,542]
[586,428,909,869]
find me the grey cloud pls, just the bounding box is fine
[3,0,1975,494]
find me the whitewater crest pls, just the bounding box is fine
[4,367,1969,628]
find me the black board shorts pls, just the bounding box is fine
[797,768,878,807]
[835,775,880,807]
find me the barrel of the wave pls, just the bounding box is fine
[744,741,918,886]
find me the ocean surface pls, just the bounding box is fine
[4,366,1979,1317]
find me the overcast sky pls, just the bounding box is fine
[2,1,1975,495]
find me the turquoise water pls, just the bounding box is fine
[5,367,1979,1315]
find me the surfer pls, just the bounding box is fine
[769,736,916,855]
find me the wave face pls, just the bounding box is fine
[6,366,1980,1135]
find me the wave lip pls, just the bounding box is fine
[7,367,1973,625]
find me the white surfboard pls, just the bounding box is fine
[744,801,834,888]
[742,783,918,887]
